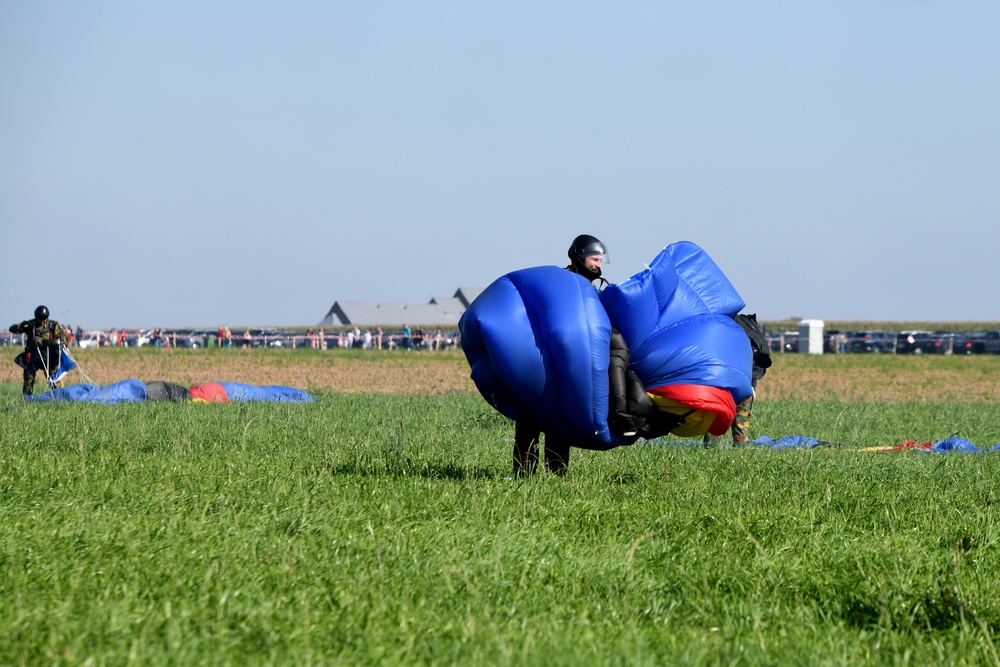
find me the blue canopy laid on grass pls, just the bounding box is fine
[913,437,983,454]
[750,435,1000,452]
[27,380,148,403]
[750,435,822,449]
[655,435,1000,452]
[25,379,315,404]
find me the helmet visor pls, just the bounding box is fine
[580,241,609,265]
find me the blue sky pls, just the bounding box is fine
[2,2,997,329]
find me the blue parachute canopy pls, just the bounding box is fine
[600,241,753,403]
[27,379,148,404]
[459,241,754,449]
[25,379,315,404]
[460,265,617,446]
[48,347,78,385]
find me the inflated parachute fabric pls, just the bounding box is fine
[459,241,754,446]
[600,242,753,436]
[459,266,621,448]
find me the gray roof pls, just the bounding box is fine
[427,296,467,310]
[320,299,470,327]
[453,287,483,308]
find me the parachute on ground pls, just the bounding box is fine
[25,379,315,404]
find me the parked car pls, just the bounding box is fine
[164,330,206,348]
[825,330,854,353]
[78,330,109,348]
[768,331,799,353]
[848,331,896,353]
[953,334,976,355]
[934,331,968,355]
[953,330,1000,355]
[981,331,1000,353]
[241,328,280,348]
[265,331,300,348]
[124,329,153,347]
[895,331,945,355]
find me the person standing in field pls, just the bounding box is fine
[513,234,611,477]
[9,305,68,396]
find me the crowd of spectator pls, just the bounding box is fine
[1,324,462,351]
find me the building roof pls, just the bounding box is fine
[320,285,486,327]
[320,299,470,327]
[452,287,483,308]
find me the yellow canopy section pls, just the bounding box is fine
[647,393,716,437]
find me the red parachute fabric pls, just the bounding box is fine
[893,440,934,452]
[646,384,736,436]
[189,382,229,403]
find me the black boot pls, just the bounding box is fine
[513,420,540,477]
[545,436,570,475]
[22,367,35,396]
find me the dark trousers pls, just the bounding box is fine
[15,349,56,396]
[513,420,570,476]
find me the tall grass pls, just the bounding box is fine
[2,383,1000,664]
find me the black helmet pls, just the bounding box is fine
[34,305,49,321]
[567,234,608,281]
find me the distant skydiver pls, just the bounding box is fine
[9,305,69,396]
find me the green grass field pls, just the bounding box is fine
[3,357,1000,665]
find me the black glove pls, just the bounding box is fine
[636,409,689,440]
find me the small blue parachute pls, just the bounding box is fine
[459,241,754,449]
[26,379,148,404]
[24,379,315,404]
[48,347,78,385]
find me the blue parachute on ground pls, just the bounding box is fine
[25,379,315,404]
[459,241,753,449]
